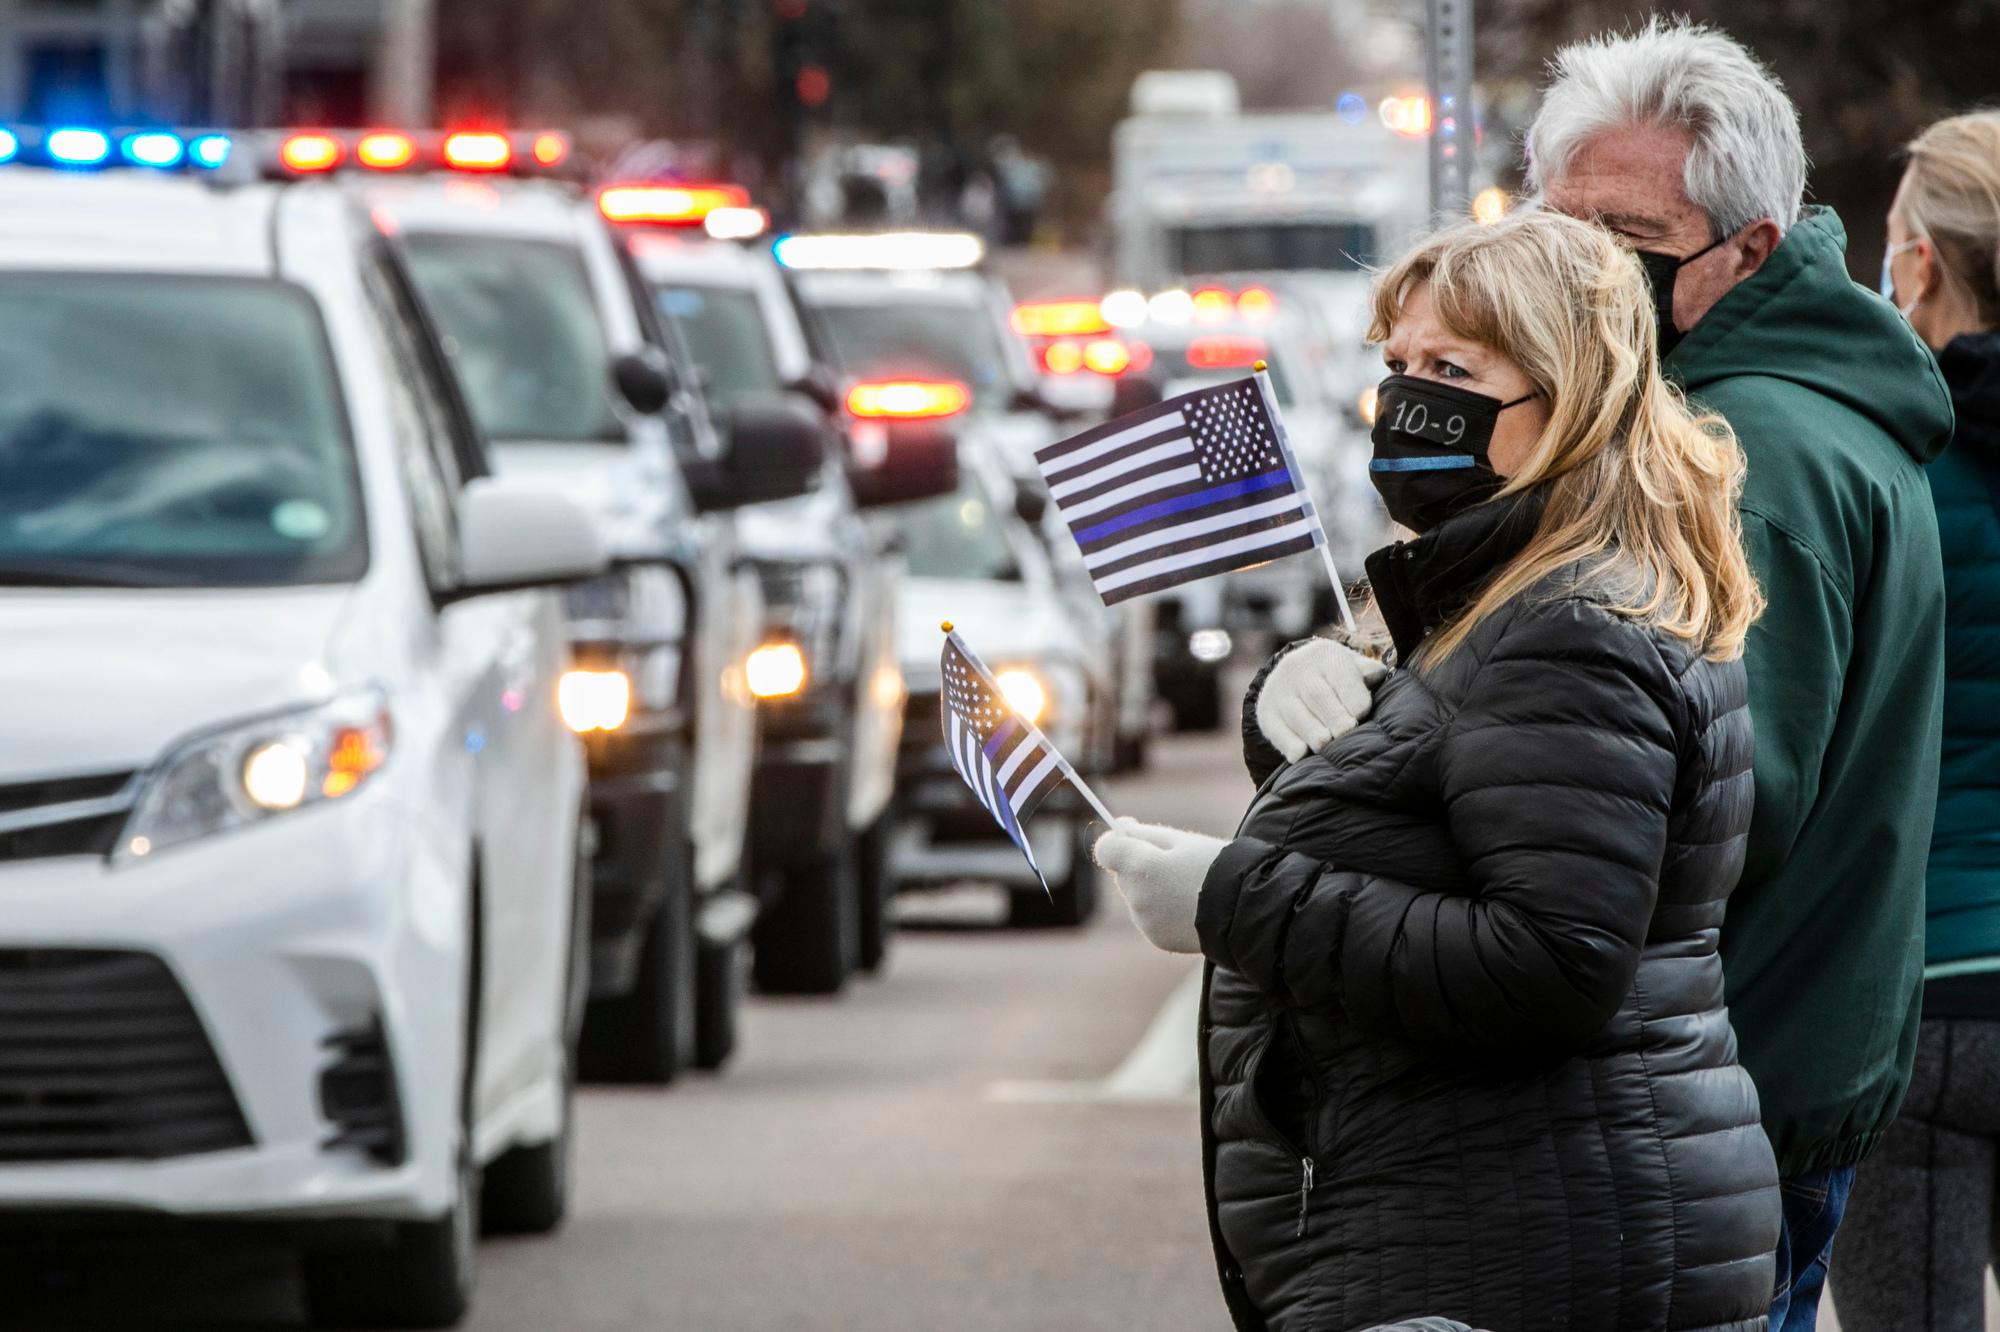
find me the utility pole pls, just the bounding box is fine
[1424,0,1475,223]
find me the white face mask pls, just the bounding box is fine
[1880,239,1924,319]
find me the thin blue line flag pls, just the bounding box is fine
[940,628,1080,892]
[1032,373,1325,605]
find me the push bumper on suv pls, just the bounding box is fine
[746,683,850,874]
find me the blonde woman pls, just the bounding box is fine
[1094,210,1779,1331]
[1831,110,2000,1332]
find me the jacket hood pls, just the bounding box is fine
[1669,208,1954,465]
[1939,331,2000,459]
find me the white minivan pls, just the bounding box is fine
[0,162,602,1327]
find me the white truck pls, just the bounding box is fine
[1109,71,1428,310]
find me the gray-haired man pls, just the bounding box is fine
[1529,20,1952,1330]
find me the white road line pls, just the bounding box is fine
[984,964,1202,1105]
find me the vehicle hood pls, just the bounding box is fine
[896,576,1080,686]
[491,441,680,556]
[734,484,849,564]
[0,585,356,781]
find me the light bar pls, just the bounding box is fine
[845,380,971,419]
[1236,285,1277,320]
[263,128,571,179]
[0,124,232,171]
[597,182,750,225]
[1191,286,1234,322]
[1011,300,1110,339]
[773,231,985,271]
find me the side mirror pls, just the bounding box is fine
[1014,483,1050,528]
[844,419,960,508]
[611,351,671,416]
[447,478,607,602]
[687,392,828,511]
[786,365,844,417]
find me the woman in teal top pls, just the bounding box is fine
[1834,110,2000,1330]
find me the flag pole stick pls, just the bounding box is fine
[1065,766,1120,829]
[1254,362,1357,634]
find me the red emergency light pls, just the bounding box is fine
[1185,335,1268,370]
[280,133,342,173]
[845,380,971,420]
[355,132,416,170]
[597,182,753,226]
[1011,300,1110,339]
[443,131,511,171]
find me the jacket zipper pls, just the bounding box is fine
[1284,1010,1321,1240]
[1295,1156,1315,1238]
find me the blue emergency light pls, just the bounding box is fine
[0,126,234,172]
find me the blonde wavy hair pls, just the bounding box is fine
[1368,209,1763,663]
[1893,110,2000,325]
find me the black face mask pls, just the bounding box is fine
[1634,232,1729,357]
[1369,374,1534,532]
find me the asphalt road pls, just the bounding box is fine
[464,727,1251,1332]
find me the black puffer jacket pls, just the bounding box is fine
[1195,494,1781,1332]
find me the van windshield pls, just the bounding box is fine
[0,273,366,588]
[656,284,785,405]
[404,233,624,443]
[893,477,1021,582]
[1172,222,1375,274]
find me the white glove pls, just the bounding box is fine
[1255,637,1389,762]
[1092,818,1227,954]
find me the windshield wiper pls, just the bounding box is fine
[0,557,187,588]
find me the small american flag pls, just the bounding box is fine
[1032,373,1324,605]
[940,629,1076,888]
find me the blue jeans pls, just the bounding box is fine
[1767,1165,1855,1331]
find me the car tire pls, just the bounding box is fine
[854,818,893,975]
[482,819,588,1235]
[1007,823,1101,929]
[692,934,739,1069]
[578,854,697,1084]
[305,883,483,1328]
[752,844,857,995]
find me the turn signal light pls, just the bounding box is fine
[443,131,511,171]
[845,380,971,419]
[280,133,342,173]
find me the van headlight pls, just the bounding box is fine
[117,690,393,864]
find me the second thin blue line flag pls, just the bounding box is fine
[1031,371,1329,606]
[940,626,1112,891]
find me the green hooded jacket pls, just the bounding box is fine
[1667,207,1953,1176]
